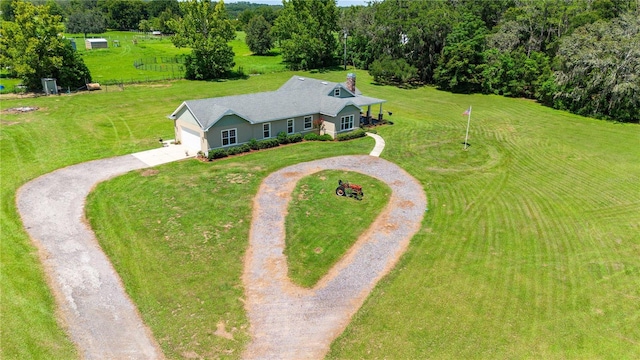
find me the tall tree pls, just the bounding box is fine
[272,0,338,70]
[0,0,17,21]
[100,0,146,30]
[245,15,272,55]
[0,1,91,90]
[146,0,180,18]
[553,14,640,122]
[169,0,235,80]
[66,10,106,37]
[434,13,488,93]
[151,8,180,34]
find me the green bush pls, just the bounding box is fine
[257,138,280,149]
[248,138,259,150]
[277,131,290,144]
[288,133,303,143]
[208,148,228,160]
[337,128,367,141]
[304,133,319,141]
[226,146,244,156]
[369,55,419,85]
[318,134,333,141]
[239,143,251,153]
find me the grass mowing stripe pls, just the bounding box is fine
[3,69,639,358]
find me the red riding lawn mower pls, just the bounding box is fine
[335,179,364,200]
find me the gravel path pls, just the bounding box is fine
[17,155,163,359]
[15,133,421,359]
[243,155,426,359]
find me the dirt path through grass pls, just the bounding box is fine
[16,155,163,359]
[243,155,426,359]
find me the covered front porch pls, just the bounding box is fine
[358,101,389,127]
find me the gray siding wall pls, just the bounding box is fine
[206,114,319,149]
[324,105,360,134]
[206,115,253,149]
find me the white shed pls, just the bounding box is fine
[85,38,108,50]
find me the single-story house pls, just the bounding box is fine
[168,74,386,154]
[85,38,108,50]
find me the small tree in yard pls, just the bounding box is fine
[0,1,92,91]
[245,15,272,55]
[313,117,325,134]
[169,0,235,80]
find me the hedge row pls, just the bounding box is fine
[303,133,333,141]
[207,132,314,161]
[207,129,372,160]
[337,128,367,141]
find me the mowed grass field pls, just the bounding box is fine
[59,31,284,85]
[1,70,639,358]
[0,31,284,90]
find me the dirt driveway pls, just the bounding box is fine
[243,155,426,359]
[15,138,424,359]
[16,154,172,359]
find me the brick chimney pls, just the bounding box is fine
[346,73,356,93]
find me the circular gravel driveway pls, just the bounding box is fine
[243,155,426,359]
[16,138,426,359]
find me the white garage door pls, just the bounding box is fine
[181,127,201,152]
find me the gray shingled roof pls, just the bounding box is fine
[171,75,385,131]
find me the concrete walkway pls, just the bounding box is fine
[243,155,426,359]
[132,142,196,166]
[366,132,386,157]
[16,144,191,359]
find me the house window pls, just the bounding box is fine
[304,116,313,130]
[263,123,271,138]
[340,115,354,131]
[333,88,340,97]
[287,119,294,134]
[221,128,237,146]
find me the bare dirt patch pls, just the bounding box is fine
[397,200,415,209]
[140,169,159,177]
[1,106,42,126]
[214,321,234,340]
[2,106,40,114]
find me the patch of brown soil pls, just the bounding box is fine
[140,169,159,177]
[214,321,234,340]
[397,200,415,209]
[2,106,39,114]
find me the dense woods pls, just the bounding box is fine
[0,0,637,122]
[352,0,638,122]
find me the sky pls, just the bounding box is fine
[224,0,371,6]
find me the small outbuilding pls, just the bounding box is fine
[85,38,108,50]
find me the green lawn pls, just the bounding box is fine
[0,31,286,89]
[0,72,296,359]
[65,31,190,84]
[285,170,391,287]
[66,31,285,84]
[2,70,639,359]
[231,31,285,75]
[85,141,374,359]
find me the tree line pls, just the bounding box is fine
[344,0,639,123]
[1,0,637,123]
